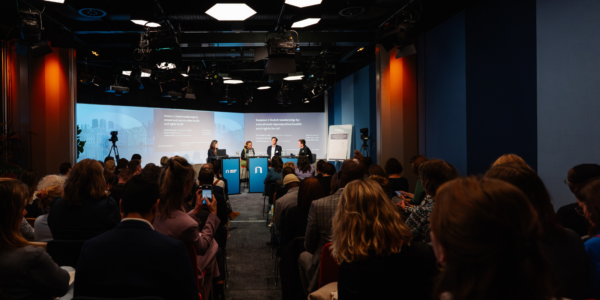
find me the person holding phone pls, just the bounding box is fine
[267,137,282,163]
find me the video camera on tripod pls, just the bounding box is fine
[108,131,120,160]
[360,128,370,157]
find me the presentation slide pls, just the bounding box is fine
[76,104,325,166]
[244,113,327,158]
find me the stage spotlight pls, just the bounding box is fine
[16,11,53,58]
[206,4,256,21]
[257,86,271,90]
[285,0,322,8]
[291,18,321,28]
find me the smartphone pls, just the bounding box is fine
[201,186,212,205]
[395,191,404,197]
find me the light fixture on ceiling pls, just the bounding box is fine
[357,47,365,52]
[131,20,161,27]
[157,62,176,70]
[145,22,161,27]
[285,0,322,8]
[257,86,271,90]
[224,79,244,84]
[283,72,304,81]
[303,98,310,103]
[181,73,189,77]
[44,0,65,3]
[291,18,321,28]
[141,68,152,78]
[218,73,231,80]
[206,4,257,21]
[122,70,132,76]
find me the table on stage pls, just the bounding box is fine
[221,157,240,195]
[248,156,269,193]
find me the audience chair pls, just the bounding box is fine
[46,240,86,268]
[185,244,203,300]
[318,243,339,288]
[26,217,36,228]
[27,241,47,251]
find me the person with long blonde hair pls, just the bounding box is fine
[332,179,437,299]
[0,178,70,299]
[492,153,531,169]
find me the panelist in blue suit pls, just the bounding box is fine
[267,137,282,163]
[74,175,200,300]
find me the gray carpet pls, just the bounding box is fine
[225,189,282,300]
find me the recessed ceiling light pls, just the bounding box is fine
[224,79,244,84]
[283,75,304,81]
[206,4,257,21]
[122,70,132,76]
[285,0,322,8]
[44,0,65,3]
[181,73,189,77]
[291,18,321,28]
[145,22,161,27]
[141,68,152,77]
[257,86,271,90]
[131,20,161,27]
[157,62,176,70]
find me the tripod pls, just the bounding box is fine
[108,141,120,161]
[360,139,370,158]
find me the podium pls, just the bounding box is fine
[221,157,240,195]
[248,156,269,193]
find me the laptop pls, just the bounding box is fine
[217,149,227,156]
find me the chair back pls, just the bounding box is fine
[312,154,317,164]
[185,244,203,300]
[27,241,47,251]
[318,242,339,288]
[46,240,86,267]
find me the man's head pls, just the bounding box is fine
[120,175,160,220]
[338,159,367,188]
[211,160,222,176]
[316,160,325,174]
[117,158,129,170]
[141,163,162,184]
[282,167,295,180]
[131,154,142,164]
[118,168,134,184]
[104,156,115,163]
[60,162,72,176]
[271,137,278,146]
[322,163,336,177]
[283,174,300,189]
[128,159,142,175]
[298,139,306,148]
[198,164,214,185]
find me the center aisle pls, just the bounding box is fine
[224,190,282,300]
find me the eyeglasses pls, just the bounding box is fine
[575,206,585,216]
[564,178,570,185]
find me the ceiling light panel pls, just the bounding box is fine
[44,0,65,3]
[122,71,131,76]
[257,86,271,90]
[285,0,322,8]
[224,79,244,84]
[206,4,257,21]
[291,18,321,28]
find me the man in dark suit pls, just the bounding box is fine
[267,137,282,163]
[299,159,366,294]
[74,175,200,300]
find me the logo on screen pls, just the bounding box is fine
[226,169,237,174]
[255,167,262,174]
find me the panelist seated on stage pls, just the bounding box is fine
[241,141,255,168]
[298,139,314,164]
[208,140,219,163]
[267,137,282,162]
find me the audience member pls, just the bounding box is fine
[300,159,366,293]
[265,156,283,194]
[116,158,129,171]
[59,162,72,177]
[430,177,554,300]
[369,164,392,195]
[274,167,295,203]
[281,177,325,247]
[160,156,169,168]
[273,174,301,233]
[0,178,70,299]
[486,164,588,299]
[574,177,600,299]
[141,163,162,184]
[97,160,105,168]
[20,216,35,241]
[409,155,428,205]
[103,170,115,191]
[33,175,66,242]
[74,176,200,300]
[283,161,296,171]
[109,168,133,205]
[402,159,459,243]
[557,163,600,237]
[131,153,142,164]
[295,154,314,180]
[333,179,437,299]
[198,165,229,228]
[153,156,220,299]
[104,156,115,163]
[21,168,40,218]
[104,159,116,174]
[210,160,227,191]
[318,163,336,195]
[492,153,531,169]
[48,159,121,240]
[385,158,409,196]
[315,160,326,179]
[128,159,142,176]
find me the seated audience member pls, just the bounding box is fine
[274,167,295,203]
[160,156,169,168]
[104,171,115,191]
[409,155,428,205]
[430,177,554,300]
[330,172,339,195]
[265,156,283,193]
[369,164,393,195]
[318,163,336,195]
[574,178,600,298]
[104,159,116,174]
[273,174,301,233]
[104,156,114,163]
[131,153,142,164]
[210,160,226,191]
[281,177,325,247]
[277,163,296,189]
[385,158,409,196]
[115,158,129,176]
[74,176,200,300]
[557,163,600,237]
[401,159,459,243]
[295,154,315,180]
[109,168,133,205]
[33,175,67,242]
[20,216,35,241]
[141,163,162,184]
[59,162,72,177]
[48,159,121,240]
[315,160,326,179]
[283,161,296,172]
[486,164,588,299]
[128,159,142,176]
[0,178,70,299]
[21,169,41,218]
[153,156,220,299]
[334,179,437,300]
[492,153,531,169]
[198,165,229,229]
[300,159,366,293]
